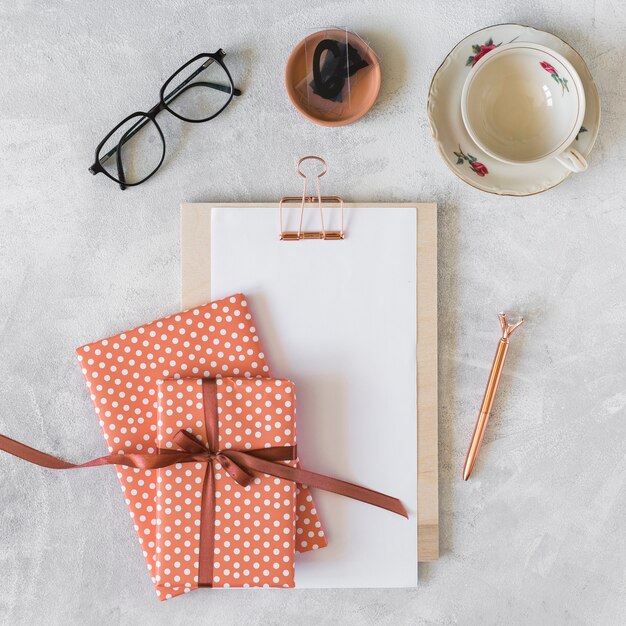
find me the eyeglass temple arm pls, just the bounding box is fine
[116,131,129,191]
[92,59,241,169]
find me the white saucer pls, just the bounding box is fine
[427,24,600,196]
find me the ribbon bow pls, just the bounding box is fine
[171,428,297,487]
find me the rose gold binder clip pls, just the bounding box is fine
[279,156,344,240]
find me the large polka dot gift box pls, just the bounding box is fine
[155,376,312,594]
[75,294,326,600]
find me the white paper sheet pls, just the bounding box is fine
[211,206,417,588]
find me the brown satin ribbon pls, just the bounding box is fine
[0,381,408,588]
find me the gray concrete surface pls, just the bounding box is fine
[1,1,625,624]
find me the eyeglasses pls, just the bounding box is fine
[89,50,241,190]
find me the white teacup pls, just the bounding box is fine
[461,42,587,172]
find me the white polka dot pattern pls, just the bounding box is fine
[156,377,300,591]
[74,294,326,601]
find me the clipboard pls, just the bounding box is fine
[180,162,438,565]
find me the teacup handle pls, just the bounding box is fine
[555,148,588,173]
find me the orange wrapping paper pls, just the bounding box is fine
[156,377,306,594]
[75,294,326,600]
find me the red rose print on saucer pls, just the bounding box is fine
[453,146,489,177]
[470,161,489,177]
[466,35,520,67]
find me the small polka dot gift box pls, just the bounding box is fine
[74,294,326,599]
[148,374,409,598]
[155,376,310,594]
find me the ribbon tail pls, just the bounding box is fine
[244,445,297,462]
[219,455,256,486]
[0,433,202,471]
[226,451,408,519]
[0,433,109,470]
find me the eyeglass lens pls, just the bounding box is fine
[98,114,165,185]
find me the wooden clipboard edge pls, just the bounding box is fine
[416,203,439,561]
[180,202,439,562]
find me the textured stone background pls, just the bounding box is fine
[1,1,625,624]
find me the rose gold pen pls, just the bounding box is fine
[463,312,524,481]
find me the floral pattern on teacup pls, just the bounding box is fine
[540,61,569,94]
[453,146,488,177]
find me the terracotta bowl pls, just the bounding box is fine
[285,29,381,127]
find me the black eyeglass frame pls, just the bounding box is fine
[89,50,241,190]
